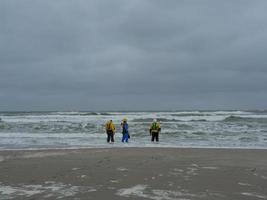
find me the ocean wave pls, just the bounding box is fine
[79,112,99,116]
[171,113,212,117]
[175,124,194,130]
[131,118,190,123]
[190,119,207,122]
[0,122,11,130]
[223,116,267,123]
[239,137,259,142]
[0,112,52,116]
[148,119,209,122]
[191,131,208,136]
[0,122,98,133]
[1,111,267,150]
[52,112,99,116]
[50,112,124,116]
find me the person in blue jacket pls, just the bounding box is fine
[121,118,130,143]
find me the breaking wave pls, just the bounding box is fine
[223,116,267,123]
[0,110,267,149]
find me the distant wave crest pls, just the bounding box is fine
[223,116,267,123]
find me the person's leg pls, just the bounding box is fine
[111,133,114,142]
[121,134,125,142]
[151,132,155,142]
[107,132,110,143]
[125,134,129,142]
[108,132,113,143]
[156,132,159,142]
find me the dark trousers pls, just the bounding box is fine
[107,130,114,143]
[151,132,159,142]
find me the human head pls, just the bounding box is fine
[123,118,127,122]
[153,119,157,123]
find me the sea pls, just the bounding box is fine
[0,111,267,150]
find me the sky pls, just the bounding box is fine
[1,0,267,111]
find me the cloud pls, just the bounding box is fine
[1,0,267,110]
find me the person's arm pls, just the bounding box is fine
[126,124,129,133]
[111,123,115,134]
[105,122,108,131]
[158,123,161,132]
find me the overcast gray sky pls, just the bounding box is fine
[1,0,267,111]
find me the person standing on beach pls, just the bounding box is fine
[121,118,129,143]
[150,119,161,142]
[105,120,115,143]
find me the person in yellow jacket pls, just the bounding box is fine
[105,120,115,143]
[149,119,161,142]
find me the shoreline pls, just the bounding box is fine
[1,148,267,199]
[1,145,267,152]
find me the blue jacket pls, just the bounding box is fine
[122,123,129,134]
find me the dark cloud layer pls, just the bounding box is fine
[1,0,267,111]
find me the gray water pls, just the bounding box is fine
[0,111,267,149]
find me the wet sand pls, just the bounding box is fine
[0,148,267,200]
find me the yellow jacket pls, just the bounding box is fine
[105,120,115,133]
[150,122,161,133]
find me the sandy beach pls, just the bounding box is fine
[0,148,267,200]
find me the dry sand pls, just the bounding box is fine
[0,148,267,200]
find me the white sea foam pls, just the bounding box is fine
[173,168,184,173]
[0,185,41,197]
[152,190,197,200]
[117,167,128,171]
[110,180,119,183]
[20,152,66,159]
[117,184,199,200]
[117,185,149,198]
[241,192,266,199]
[186,167,198,176]
[1,111,267,150]
[0,181,96,199]
[238,182,252,186]
[201,166,218,170]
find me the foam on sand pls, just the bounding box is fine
[20,152,66,159]
[0,181,96,199]
[201,166,218,170]
[238,182,252,186]
[117,184,199,200]
[110,180,119,183]
[117,185,149,198]
[241,192,266,199]
[117,167,129,171]
[0,184,41,197]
